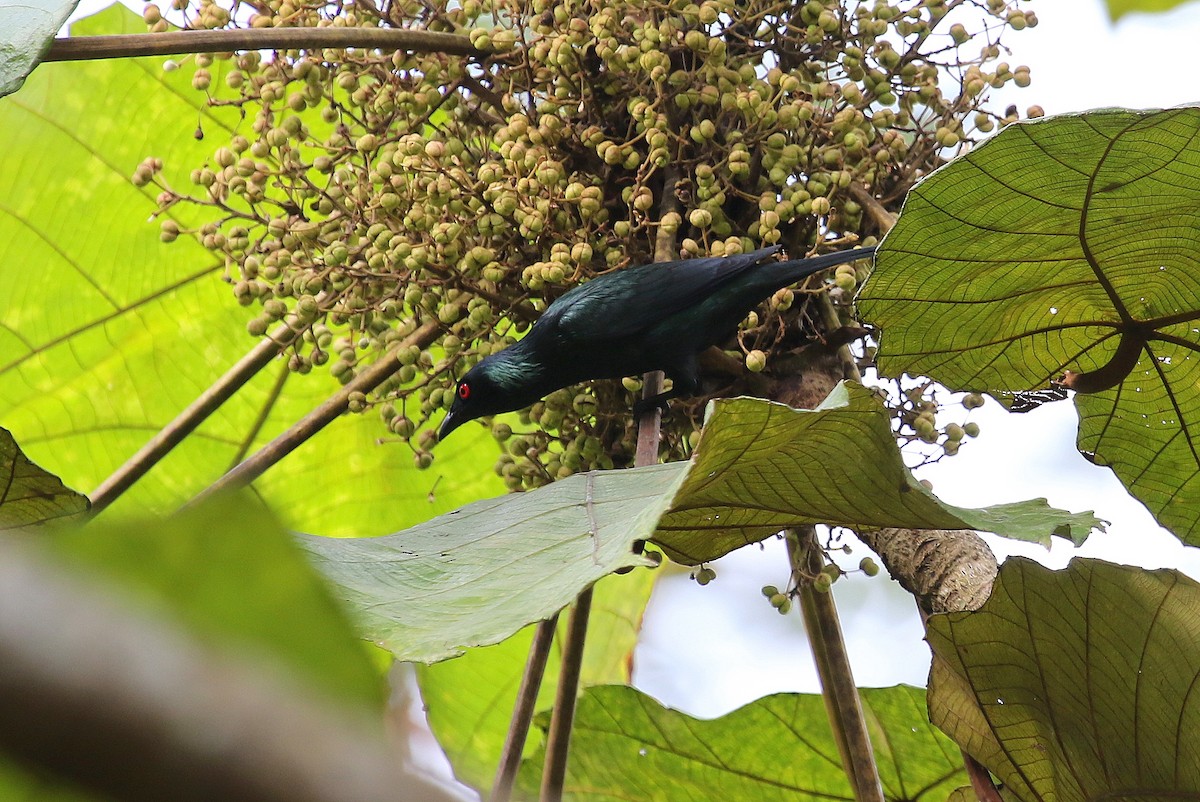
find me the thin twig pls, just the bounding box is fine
[790,527,885,802]
[226,361,293,471]
[538,590,592,802]
[88,319,301,517]
[632,163,680,471]
[189,319,440,504]
[43,28,484,62]
[634,372,664,468]
[490,614,560,802]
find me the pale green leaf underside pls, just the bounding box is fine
[860,108,1200,545]
[298,463,681,663]
[0,426,88,530]
[302,385,1101,663]
[0,0,75,97]
[514,685,964,801]
[927,557,1200,802]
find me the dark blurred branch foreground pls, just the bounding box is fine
[0,540,458,802]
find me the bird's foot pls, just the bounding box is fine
[632,393,672,419]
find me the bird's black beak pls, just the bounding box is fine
[438,406,464,441]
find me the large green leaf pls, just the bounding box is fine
[418,567,655,793]
[0,5,500,534]
[512,685,964,801]
[927,557,1200,802]
[298,463,680,662]
[50,494,385,708]
[302,385,1100,663]
[859,108,1200,545]
[655,384,1101,563]
[0,426,88,530]
[0,0,75,97]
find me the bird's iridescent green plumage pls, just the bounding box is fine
[438,245,875,439]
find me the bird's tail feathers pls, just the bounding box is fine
[774,244,877,283]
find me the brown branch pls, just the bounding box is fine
[538,592,591,802]
[633,164,682,468]
[856,528,997,616]
[491,615,559,802]
[88,317,302,517]
[846,183,896,234]
[190,319,441,503]
[816,293,863,383]
[44,28,485,62]
[0,540,459,802]
[790,528,885,802]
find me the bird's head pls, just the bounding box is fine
[438,359,517,441]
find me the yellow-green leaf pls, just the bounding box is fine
[1105,0,1193,20]
[0,5,500,535]
[515,685,965,801]
[927,557,1200,802]
[860,108,1200,545]
[0,426,88,531]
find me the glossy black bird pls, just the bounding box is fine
[438,244,876,439]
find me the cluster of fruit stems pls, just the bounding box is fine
[145,9,1024,459]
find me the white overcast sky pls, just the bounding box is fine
[62,0,1200,717]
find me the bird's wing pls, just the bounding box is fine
[543,247,782,343]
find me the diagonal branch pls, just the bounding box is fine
[490,615,560,802]
[790,527,885,802]
[88,318,304,516]
[190,319,441,504]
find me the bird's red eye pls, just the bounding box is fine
[458,382,471,400]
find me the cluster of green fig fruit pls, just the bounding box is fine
[141,0,1030,487]
[889,382,985,462]
[751,554,876,613]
